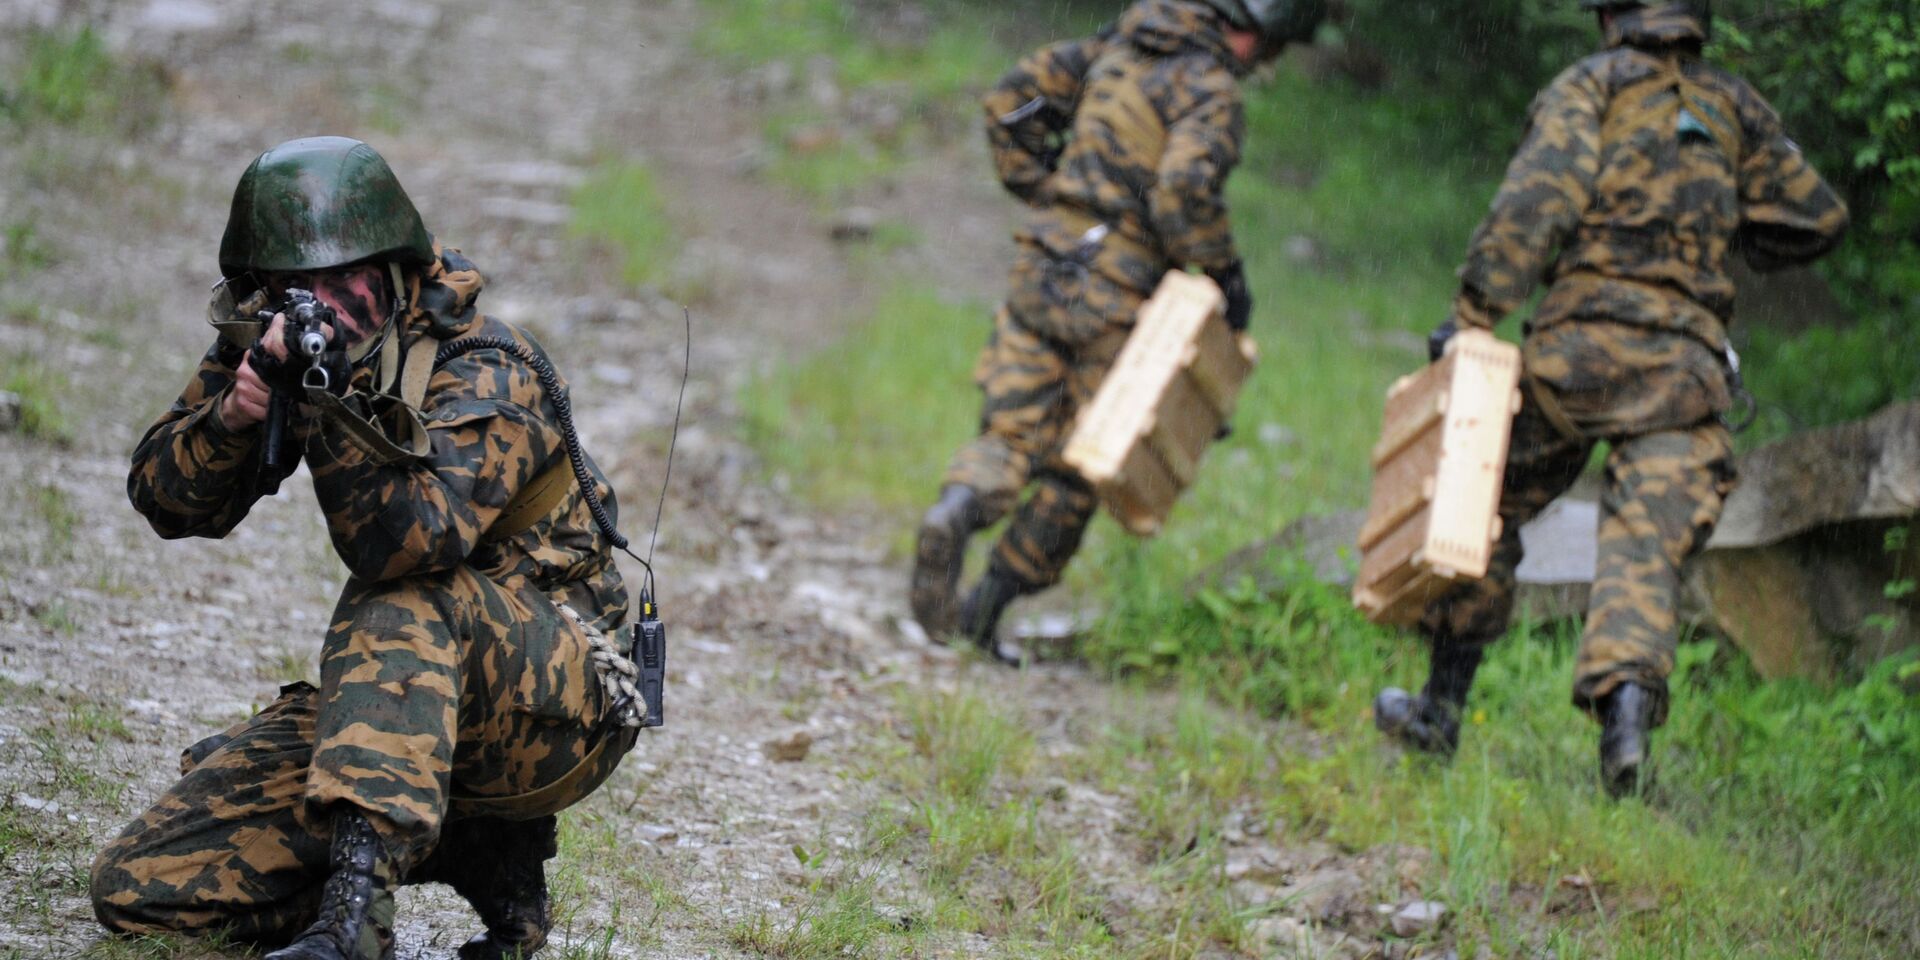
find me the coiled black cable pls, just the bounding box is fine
[434,336,637,564]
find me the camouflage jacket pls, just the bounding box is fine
[128,246,629,632]
[1454,3,1848,352]
[984,0,1247,293]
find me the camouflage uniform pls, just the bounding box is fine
[1422,3,1848,724]
[93,245,633,944]
[944,0,1250,591]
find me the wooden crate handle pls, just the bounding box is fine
[1370,391,1447,467]
[1357,475,1435,551]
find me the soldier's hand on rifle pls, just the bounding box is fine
[250,312,328,395]
[221,351,272,431]
[1207,261,1253,332]
[1428,317,1459,363]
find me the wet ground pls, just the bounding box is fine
[0,2,1440,957]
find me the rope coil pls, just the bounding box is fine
[561,603,647,729]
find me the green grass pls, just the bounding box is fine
[693,0,1052,205]
[1,218,57,280]
[724,3,1920,955]
[1,25,166,131]
[741,286,983,511]
[3,358,74,444]
[568,160,681,294]
[1091,571,1920,957]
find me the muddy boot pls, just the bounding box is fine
[1374,640,1484,757]
[452,817,556,960]
[959,569,1025,667]
[264,809,396,960]
[1598,681,1656,798]
[911,485,986,639]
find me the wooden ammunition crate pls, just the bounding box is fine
[1353,330,1523,625]
[1063,270,1257,536]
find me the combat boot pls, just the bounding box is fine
[1374,639,1484,757]
[959,569,1025,667]
[911,485,986,638]
[452,817,556,960]
[264,809,396,960]
[1598,681,1656,798]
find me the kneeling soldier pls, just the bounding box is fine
[1374,1,1848,794]
[92,137,642,959]
[910,0,1325,662]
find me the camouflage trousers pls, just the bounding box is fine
[1421,379,1737,728]
[91,565,626,941]
[943,244,1147,590]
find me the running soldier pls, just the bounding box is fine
[1373,1,1848,794]
[92,137,644,959]
[910,0,1326,662]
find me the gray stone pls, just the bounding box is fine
[764,728,814,762]
[0,390,21,432]
[1388,899,1447,937]
[828,207,878,242]
[137,0,223,33]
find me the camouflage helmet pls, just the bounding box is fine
[219,136,434,280]
[1206,0,1327,46]
[1577,0,1713,37]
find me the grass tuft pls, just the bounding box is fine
[2,26,167,131]
[3,360,74,444]
[569,160,681,295]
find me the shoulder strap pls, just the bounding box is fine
[483,458,575,544]
[398,332,441,412]
[403,331,580,544]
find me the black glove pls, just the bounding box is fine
[1208,261,1252,332]
[1428,318,1459,363]
[247,340,307,395]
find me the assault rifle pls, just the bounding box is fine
[257,288,334,493]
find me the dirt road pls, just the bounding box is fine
[0,2,1432,957]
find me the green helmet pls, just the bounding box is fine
[1578,0,1712,36]
[218,136,434,280]
[1207,0,1327,46]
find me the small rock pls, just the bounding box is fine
[638,824,679,844]
[828,207,878,242]
[1250,916,1313,950]
[0,390,21,432]
[1388,899,1448,937]
[14,794,60,815]
[1284,234,1320,265]
[782,125,840,156]
[138,0,223,33]
[895,617,931,646]
[1258,422,1297,447]
[591,363,635,387]
[764,728,814,762]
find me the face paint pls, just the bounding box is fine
[266,264,391,348]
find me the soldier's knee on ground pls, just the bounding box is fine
[89,842,195,937]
